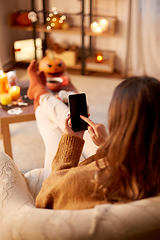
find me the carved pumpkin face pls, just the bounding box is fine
[39,56,66,78]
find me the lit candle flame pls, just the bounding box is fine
[96,53,103,63]
[0,70,3,76]
[93,21,98,27]
[13,85,17,91]
[98,18,109,31]
[90,21,103,33]
[97,55,103,61]
[96,26,102,33]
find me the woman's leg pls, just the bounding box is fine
[39,93,70,132]
[26,60,63,178]
[35,106,63,179]
[39,93,98,160]
[27,60,98,179]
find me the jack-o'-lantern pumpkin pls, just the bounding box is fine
[39,51,68,91]
[39,56,66,78]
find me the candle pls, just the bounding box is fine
[0,93,12,105]
[9,85,20,100]
[0,70,8,94]
[96,53,103,63]
[90,21,98,32]
[98,19,109,31]
[95,25,103,34]
[91,21,103,34]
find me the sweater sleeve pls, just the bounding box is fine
[52,133,85,172]
[36,133,85,209]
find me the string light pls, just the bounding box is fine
[46,7,67,30]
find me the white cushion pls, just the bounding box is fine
[1,151,160,240]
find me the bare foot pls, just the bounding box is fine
[27,60,38,78]
[38,71,47,86]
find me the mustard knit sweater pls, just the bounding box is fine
[36,133,107,210]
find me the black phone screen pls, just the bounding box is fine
[68,93,88,132]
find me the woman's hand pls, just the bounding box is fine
[80,115,108,146]
[64,114,85,139]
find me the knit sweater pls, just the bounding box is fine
[36,133,107,210]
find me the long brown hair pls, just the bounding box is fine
[95,76,160,202]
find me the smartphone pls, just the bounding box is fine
[68,93,88,132]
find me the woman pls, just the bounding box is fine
[27,60,160,210]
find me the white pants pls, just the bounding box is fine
[35,93,98,179]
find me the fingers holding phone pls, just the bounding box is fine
[64,114,85,139]
[67,92,108,144]
[80,115,108,146]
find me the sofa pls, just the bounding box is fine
[1,150,160,240]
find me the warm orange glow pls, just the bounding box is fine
[0,71,8,94]
[9,85,20,100]
[96,53,103,63]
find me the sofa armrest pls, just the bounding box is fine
[1,151,160,240]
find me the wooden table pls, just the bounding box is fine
[0,80,77,159]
